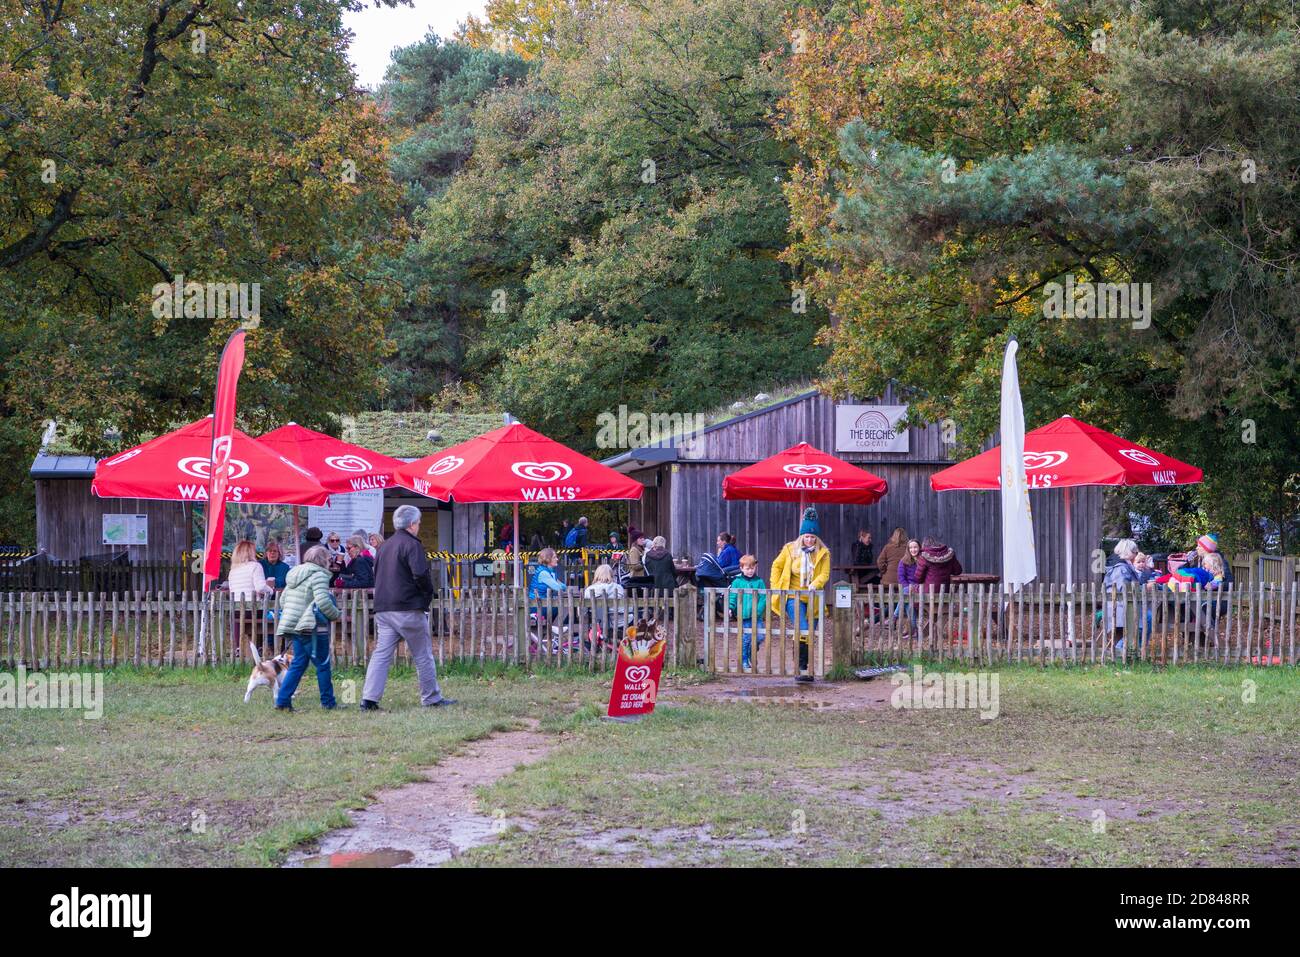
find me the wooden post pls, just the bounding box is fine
[831,580,853,675]
[674,584,697,669]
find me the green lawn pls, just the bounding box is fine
[2,663,1297,867]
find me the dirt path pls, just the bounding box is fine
[284,722,554,868]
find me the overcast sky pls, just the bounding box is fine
[344,1,488,88]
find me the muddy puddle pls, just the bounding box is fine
[283,723,554,868]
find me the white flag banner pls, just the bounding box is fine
[1001,339,1037,588]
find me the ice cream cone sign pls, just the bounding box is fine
[609,619,667,717]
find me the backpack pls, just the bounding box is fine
[563,526,581,548]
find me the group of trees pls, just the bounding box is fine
[376,0,826,447]
[3,0,1298,550]
[1,0,405,537]
[777,0,1300,549]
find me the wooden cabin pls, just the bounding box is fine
[601,388,1103,584]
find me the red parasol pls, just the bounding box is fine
[930,415,1202,586]
[92,417,330,507]
[394,422,644,585]
[258,423,405,494]
[930,416,1203,491]
[723,442,889,505]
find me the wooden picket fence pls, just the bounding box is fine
[702,588,828,677]
[0,586,685,672]
[698,583,1298,673]
[848,582,1297,667]
[6,583,1295,675]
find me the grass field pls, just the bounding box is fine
[2,663,1297,867]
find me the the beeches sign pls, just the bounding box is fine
[835,404,909,454]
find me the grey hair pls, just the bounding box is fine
[347,535,367,550]
[303,545,331,568]
[652,535,666,548]
[393,504,421,530]
[1113,538,1139,560]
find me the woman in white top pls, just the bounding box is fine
[584,564,625,600]
[227,540,273,600]
[584,564,626,647]
[227,539,273,657]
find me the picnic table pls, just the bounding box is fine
[836,563,880,585]
[953,573,1001,586]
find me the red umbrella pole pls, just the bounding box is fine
[1064,486,1074,591]
[513,501,521,588]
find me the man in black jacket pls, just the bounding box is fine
[360,505,455,710]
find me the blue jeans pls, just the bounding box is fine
[741,626,765,668]
[784,599,812,671]
[892,598,919,629]
[1115,611,1153,653]
[275,631,335,709]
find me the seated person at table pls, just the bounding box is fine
[584,563,625,600]
[625,532,648,576]
[1158,552,1225,591]
[528,547,567,612]
[728,555,768,672]
[716,532,740,571]
[260,540,290,590]
[643,536,678,592]
[851,530,880,586]
[337,535,375,589]
[1132,551,1158,584]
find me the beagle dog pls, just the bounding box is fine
[243,642,293,703]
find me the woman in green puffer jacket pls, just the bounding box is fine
[273,546,341,712]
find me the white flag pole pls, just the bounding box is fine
[1000,336,1037,594]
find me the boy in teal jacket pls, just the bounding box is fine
[728,555,767,672]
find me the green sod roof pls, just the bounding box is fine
[341,410,507,459]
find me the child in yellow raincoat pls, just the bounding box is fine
[770,508,830,679]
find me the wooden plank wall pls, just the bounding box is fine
[35,479,191,562]
[665,463,1100,583]
[656,389,1103,584]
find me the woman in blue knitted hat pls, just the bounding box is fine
[769,508,829,681]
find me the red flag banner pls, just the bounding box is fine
[203,331,247,589]
[607,621,667,718]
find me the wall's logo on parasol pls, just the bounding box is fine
[178,456,250,480]
[511,461,573,482]
[1022,450,1069,471]
[325,454,371,473]
[1118,448,1160,467]
[783,463,832,476]
[425,455,464,476]
[104,448,143,467]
